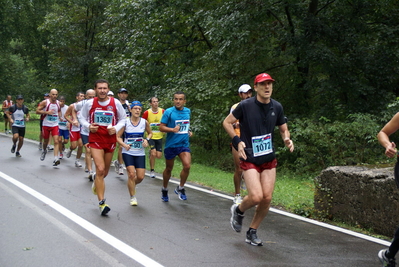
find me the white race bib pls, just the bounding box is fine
[126,137,143,150]
[252,134,272,157]
[150,122,161,133]
[15,120,25,126]
[47,115,58,122]
[175,120,190,134]
[94,110,114,126]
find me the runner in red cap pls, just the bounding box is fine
[223,73,294,246]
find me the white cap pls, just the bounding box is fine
[107,91,114,96]
[238,84,252,93]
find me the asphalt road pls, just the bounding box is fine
[0,133,391,266]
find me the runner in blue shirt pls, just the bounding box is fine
[159,91,192,202]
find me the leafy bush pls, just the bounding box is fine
[277,113,386,173]
[190,138,234,172]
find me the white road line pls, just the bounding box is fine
[0,171,164,267]
[0,180,127,267]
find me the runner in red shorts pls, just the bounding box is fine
[64,92,85,168]
[36,89,62,166]
[223,73,294,246]
[79,79,127,216]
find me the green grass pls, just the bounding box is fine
[273,173,315,216]
[24,119,42,140]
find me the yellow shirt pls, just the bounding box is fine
[142,108,165,140]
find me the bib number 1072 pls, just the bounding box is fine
[252,134,272,157]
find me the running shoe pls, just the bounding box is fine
[53,158,60,166]
[130,197,138,206]
[48,145,54,151]
[75,159,82,167]
[113,160,120,174]
[8,130,12,134]
[16,152,21,157]
[88,171,94,181]
[11,144,16,153]
[150,171,155,178]
[161,188,169,202]
[118,165,124,175]
[40,150,47,161]
[378,249,396,267]
[39,142,42,150]
[85,165,89,173]
[59,152,63,159]
[234,194,242,205]
[66,149,72,158]
[246,229,263,246]
[230,204,244,232]
[174,186,187,200]
[91,174,97,195]
[99,203,110,216]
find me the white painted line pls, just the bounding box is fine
[153,173,391,247]
[0,171,164,267]
[269,208,391,246]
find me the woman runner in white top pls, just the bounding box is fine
[117,101,152,206]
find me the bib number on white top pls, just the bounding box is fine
[47,115,58,122]
[59,121,67,127]
[252,133,272,157]
[94,110,114,126]
[175,120,190,134]
[126,137,143,150]
[15,120,24,126]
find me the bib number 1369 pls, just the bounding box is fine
[94,110,113,126]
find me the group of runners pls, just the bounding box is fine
[2,79,193,214]
[2,74,296,247]
[5,74,399,258]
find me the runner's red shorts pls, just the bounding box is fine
[89,142,116,153]
[240,158,277,173]
[70,131,81,142]
[42,126,59,139]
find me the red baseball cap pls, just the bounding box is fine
[254,73,275,84]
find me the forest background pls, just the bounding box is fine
[2,0,399,194]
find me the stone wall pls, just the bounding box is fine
[314,166,399,237]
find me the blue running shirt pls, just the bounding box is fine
[161,106,191,149]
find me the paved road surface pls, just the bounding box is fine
[0,133,390,266]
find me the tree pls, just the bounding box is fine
[39,0,109,100]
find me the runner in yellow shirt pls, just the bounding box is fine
[142,97,165,178]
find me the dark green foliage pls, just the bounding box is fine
[190,133,234,172]
[2,0,399,174]
[275,113,386,173]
